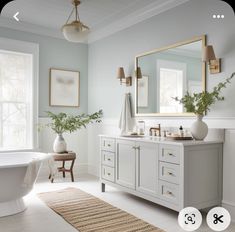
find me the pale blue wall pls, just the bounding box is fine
[0,27,88,117]
[88,0,235,118]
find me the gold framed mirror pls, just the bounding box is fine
[135,35,206,116]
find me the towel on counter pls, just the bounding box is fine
[119,93,135,135]
[48,154,57,180]
[23,158,41,187]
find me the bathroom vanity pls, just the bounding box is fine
[99,135,223,211]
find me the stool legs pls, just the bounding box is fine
[49,157,76,183]
[70,159,75,182]
[62,161,65,178]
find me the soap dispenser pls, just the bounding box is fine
[179,126,184,137]
[137,120,145,135]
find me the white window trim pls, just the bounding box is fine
[0,37,39,151]
[156,59,187,112]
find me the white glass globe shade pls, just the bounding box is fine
[62,21,89,43]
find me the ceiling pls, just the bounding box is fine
[0,0,191,43]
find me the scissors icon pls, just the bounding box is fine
[213,214,224,224]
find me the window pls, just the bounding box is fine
[157,60,186,113]
[0,38,38,150]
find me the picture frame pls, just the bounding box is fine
[49,68,80,107]
[137,75,148,107]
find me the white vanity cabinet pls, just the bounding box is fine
[135,141,158,197]
[100,135,223,212]
[116,139,136,189]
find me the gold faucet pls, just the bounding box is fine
[149,124,161,136]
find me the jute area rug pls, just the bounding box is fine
[38,187,165,232]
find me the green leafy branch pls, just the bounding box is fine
[173,73,235,115]
[43,110,103,134]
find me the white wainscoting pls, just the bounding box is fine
[38,117,88,180]
[87,118,235,221]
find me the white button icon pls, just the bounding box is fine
[207,207,231,231]
[13,12,19,22]
[178,207,202,231]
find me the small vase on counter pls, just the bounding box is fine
[53,134,67,153]
[190,115,208,140]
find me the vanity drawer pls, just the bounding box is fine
[101,151,115,167]
[159,180,179,204]
[159,145,180,164]
[101,138,115,152]
[159,162,180,184]
[102,166,115,182]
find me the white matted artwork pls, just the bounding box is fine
[50,68,80,107]
[137,75,148,107]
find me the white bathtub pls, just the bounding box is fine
[0,152,48,217]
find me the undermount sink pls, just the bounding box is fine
[121,135,167,141]
[121,135,145,138]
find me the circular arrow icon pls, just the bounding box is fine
[0,0,15,14]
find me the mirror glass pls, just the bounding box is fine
[136,36,206,116]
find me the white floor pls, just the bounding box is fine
[0,174,234,232]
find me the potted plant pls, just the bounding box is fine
[45,110,102,153]
[173,73,235,140]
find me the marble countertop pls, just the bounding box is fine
[99,134,223,146]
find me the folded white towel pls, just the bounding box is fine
[48,154,57,180]
[119,93,135,135]
[23,158,41,187]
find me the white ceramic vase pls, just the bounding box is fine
[53,134,67,153]
[190,115,208,140]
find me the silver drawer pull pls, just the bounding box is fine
[168,153,174,156]
[167,191,173,195]
[168,172,173,176]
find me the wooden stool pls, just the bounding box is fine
[49,152,76,183]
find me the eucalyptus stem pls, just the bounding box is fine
[173,73,235,115]
[45,110,103,134]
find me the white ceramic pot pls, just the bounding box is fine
[53,134,67,153]
[190,115,208,140]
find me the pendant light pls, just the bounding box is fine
[62,0,89,43]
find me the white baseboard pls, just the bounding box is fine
[88,165,99,177]
[222,200,235,222]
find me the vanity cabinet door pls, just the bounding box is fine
[116,140,136,190]
[136,142,158,196]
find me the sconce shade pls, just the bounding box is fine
[136,67,142,79]
[202,45,216,62]
[117,67,125,79]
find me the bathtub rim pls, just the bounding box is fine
[0,152,50,169]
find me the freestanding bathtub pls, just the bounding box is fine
[0,152,49,217]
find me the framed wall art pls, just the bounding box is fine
[49,68,80,107]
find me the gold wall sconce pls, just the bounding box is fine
[202,45,221,74]
[117,67,132,86]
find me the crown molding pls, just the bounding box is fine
[0,16,64,40]
[87,0,191,43]
[0,0,191,43]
